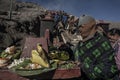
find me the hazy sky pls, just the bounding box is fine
[18,0,120,22]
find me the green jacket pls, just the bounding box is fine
[75,32,118,80]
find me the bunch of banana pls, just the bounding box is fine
[31,44,49,68]
[49,50,70,61]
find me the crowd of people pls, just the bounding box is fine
[42,10,78,31]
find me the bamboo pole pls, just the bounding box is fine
[9,0,13,20]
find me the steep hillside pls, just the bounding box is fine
[0,1,46,50]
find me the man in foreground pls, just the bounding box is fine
[74,15,119,80]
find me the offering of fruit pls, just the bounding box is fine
[31,50,49,68]
[31,44,49,68]
[0,46,21,67]
[7,44,57,76]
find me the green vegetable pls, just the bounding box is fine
[59,62,75,69]
[49,50,59,59]
[48,50,70,61]
[12,50,21,59]
[0,52,9,58]
[58,51,69,61]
